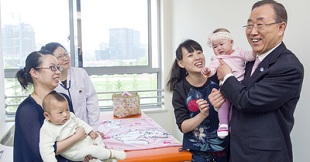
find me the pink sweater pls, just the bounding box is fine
[208,47,255,83]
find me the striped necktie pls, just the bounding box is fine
[251,57,260,76]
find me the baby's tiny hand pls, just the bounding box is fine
[75,127,86,140]
[201,68,210,78]
[97,131,105,138]
[89,131,98,139]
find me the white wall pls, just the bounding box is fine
[0,0,5,126]
[164,0,310,162]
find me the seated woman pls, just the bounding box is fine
[14,51,91,162]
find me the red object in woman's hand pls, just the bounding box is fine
[188,99,199,112]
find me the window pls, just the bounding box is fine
[1,0,162,116]
[2,0,70,115]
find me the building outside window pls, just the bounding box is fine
[1,0,162,117]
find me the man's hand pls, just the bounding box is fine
[217,59,232,81]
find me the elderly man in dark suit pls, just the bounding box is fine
[209,0,304,162]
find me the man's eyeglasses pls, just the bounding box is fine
[56,53,70,60]
[35,65,63,72]
[243,22,281,31]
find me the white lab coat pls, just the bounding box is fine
[55,67,100,130]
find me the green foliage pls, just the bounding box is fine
[5,73,158,112]
[115,79,123,91]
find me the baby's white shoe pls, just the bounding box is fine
[217,124,229,139]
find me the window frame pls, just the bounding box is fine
[3,0,164,116]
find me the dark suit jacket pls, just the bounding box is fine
[221,42,304,162]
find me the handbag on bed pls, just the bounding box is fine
[112,92,141,118]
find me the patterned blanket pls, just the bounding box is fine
[98,117,181,151]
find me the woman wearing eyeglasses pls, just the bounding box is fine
[14,51,88,162]
[40,42,102,136]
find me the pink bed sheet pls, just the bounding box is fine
[98,117,182,151]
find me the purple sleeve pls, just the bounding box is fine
[208,56,221,77]
[14,99,44,161]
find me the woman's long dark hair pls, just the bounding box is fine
[166,39,203,92]
[16,51,53,90]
